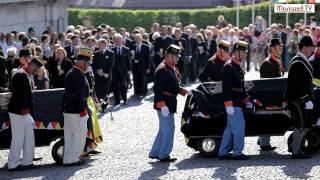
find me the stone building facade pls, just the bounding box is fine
[0,0,68,35]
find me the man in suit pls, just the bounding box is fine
[206,30,217,59]
[172,28,188,84]
[92,39,114,101]
[284,36,315,159]
[65,35,80,59]
[185,28,198,82]
[111,34,131,105]
[153,26,173,68]
[120,28,133,49]
[149,23,160,43]
[132,33,150,98]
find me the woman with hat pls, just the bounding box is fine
[285,36,315,159]
[199,40,231,82]
[62,47,92,166]
[7,56,45,171]
[218,40,250,160]
[149,44,191,162]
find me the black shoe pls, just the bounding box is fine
[148,156,159,160]
[260,145,277,151]
[291,153,311,159]
[64,160,86,167]
[9,164,39,171]
[89,150,101,155]
[218,153,233,160]
[159,156,177,162]
[231,154,250,160]
[33,157,43,161]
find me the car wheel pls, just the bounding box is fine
[287,131,319,154]
[52,138,64,165]
[197,137,221,157]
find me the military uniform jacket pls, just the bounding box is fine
[62,66,89,116]
[8,67,33,115]
[222,57,249,108]
[260,55,284,78]
[284,52,313,103]
[153,62,187,113]
[199,56,226,82]
[310,53,320,79]
[92,49,115,80]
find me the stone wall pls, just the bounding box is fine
[0,0,68,35]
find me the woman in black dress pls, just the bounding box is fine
[47,47,73,88]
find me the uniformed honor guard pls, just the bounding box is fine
[218,40,250,160]
[257,38,284,151]
[284,36,315,159]
[199,40,231,82]
[62,47,92,166]
[7,56,45,171]
[149,44,191,162]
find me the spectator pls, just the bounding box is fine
[35,66,49,90]
[40,34,51,59]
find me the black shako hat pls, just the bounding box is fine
[298,36,315,47]
[270,38,284,47]
[166,44,181,57]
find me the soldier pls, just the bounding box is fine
[149,44,191,162]
[218,41,250,160]
[7,56,45,171]
[62,47,92,166]
[199,40,231,82]
[257,38,284,151]
[111,34,131,105]
[284,36,315,159]
[92,39,114,101]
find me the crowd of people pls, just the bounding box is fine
[2,14,320,168]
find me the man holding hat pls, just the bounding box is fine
[7,56,45,171]
[62,47,92,166]
[218,40,250,160]
[199,40,231,82]
[149,44,191,162]
[284,36,315,159]
[257,38,284,151]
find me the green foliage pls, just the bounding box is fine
[68,2,320,31]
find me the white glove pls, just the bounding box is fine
[187,91,193,96]
[246,102,253,109]
[103,73,109,78]
[305,101,313,110]
[161,106,169,117]
[316,118,320,127]
[226,106,235,115]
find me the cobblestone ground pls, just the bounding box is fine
[1,71,320,179]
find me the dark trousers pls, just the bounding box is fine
[112,73,127,103]
[132,67,146,96]
[188,59,197,82]
[94,76,111,100]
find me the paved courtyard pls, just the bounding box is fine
[1,71,320,180]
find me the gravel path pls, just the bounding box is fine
[1,72,320,180]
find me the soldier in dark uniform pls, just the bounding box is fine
[62,47,92,166]
[257,38,284,151]
[199,40,231,82]
[7,56,45,171]
[149,44,191,162]
[92,39,114,101]
[218,41,250,160]
[284,36,315,159]
[111,34,132,105]
[260,38,285,78]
